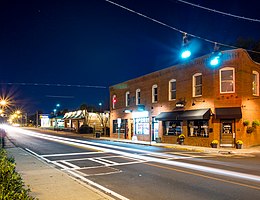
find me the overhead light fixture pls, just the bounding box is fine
[209,42,222,67]
[181,33,191,59]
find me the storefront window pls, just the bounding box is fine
[113,119,126,133]
[134,117,149,135]
[188,120,209,137]
[163,121,182,136]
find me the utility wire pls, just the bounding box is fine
[1,82,106,89]
[176,0,260,23]
[104,0,260,54]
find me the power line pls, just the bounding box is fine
[1,82,106,89]
[104,0,260,54]
[176,0,260,23]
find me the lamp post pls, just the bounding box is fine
[53,104,60,129]
[98,102,102,112]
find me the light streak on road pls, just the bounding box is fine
[5,125,260,183]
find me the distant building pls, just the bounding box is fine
[63,110,110,135]
[40,114,50,127]
[109,49,260,148]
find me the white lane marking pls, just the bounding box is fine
[89,158,112,166]
[85,170,122,177]
[68,160,148,171]
[52,161,71,170]
[94,157,118,165]
[25,148,129,200]
[13,127,260,183]
[25,148,52,163]
[41,151,104,157]
[60,161,80,169]
[67,170,130,200]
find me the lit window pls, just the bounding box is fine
[169,79,176,100]
[220,67,235,93]
[193,73,202,97]
[125,91,130,107]
[112,95,117,109]
[152,84,158,103]
[252,71,259,96]
[136,89,141,105]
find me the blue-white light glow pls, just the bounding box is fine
[210,56,220,66]
[181,50,191,59]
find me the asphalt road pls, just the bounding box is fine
[5,126,260,200]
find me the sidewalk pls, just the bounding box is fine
[5,139,114,200]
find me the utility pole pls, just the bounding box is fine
[36,111,39,127]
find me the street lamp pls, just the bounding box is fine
[0,100,7,107]
[98,102,102,112]
[53,104,61,129]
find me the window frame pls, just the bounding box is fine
[252,70,259,96]
[136,88,141,105]
[193,73,202,97]
[152,84,158,103]
[219,67,235,94]
[169,79,176,101]
[125,91,130,107]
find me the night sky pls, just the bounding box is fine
[0,0,259,114]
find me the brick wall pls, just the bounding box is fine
[110,49,260,147]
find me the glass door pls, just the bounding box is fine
[220,120,235,147]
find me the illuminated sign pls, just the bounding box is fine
[132,111,149,118]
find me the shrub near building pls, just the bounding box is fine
[0,150,35,200]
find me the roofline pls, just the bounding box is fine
[110,48,260,89]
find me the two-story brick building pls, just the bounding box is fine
[109,49,260,148]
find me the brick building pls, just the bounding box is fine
[109,49,260,148]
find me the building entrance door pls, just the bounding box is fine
[151,117,159,141]
[220,120,235,147]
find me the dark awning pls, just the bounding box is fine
[215,107,242,119]
[181,108,211,120]
[155,111,183,121]
[155,108,211,121]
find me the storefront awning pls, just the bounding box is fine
[215,107,242,119]
[155,111,183,121]
[181,108,211,120]
[155,108,211,121]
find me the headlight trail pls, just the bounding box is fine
[5,125,260,183]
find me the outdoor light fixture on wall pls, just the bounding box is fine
[192,98,205,106]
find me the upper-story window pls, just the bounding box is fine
[112,94,117,109]
[169,79,176,100]
[152,84,158,103]
[125,91,130,107]
[252,71,259,96]
[220,67,235,93]
[136,89,141,105]
[193,73,202,97]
